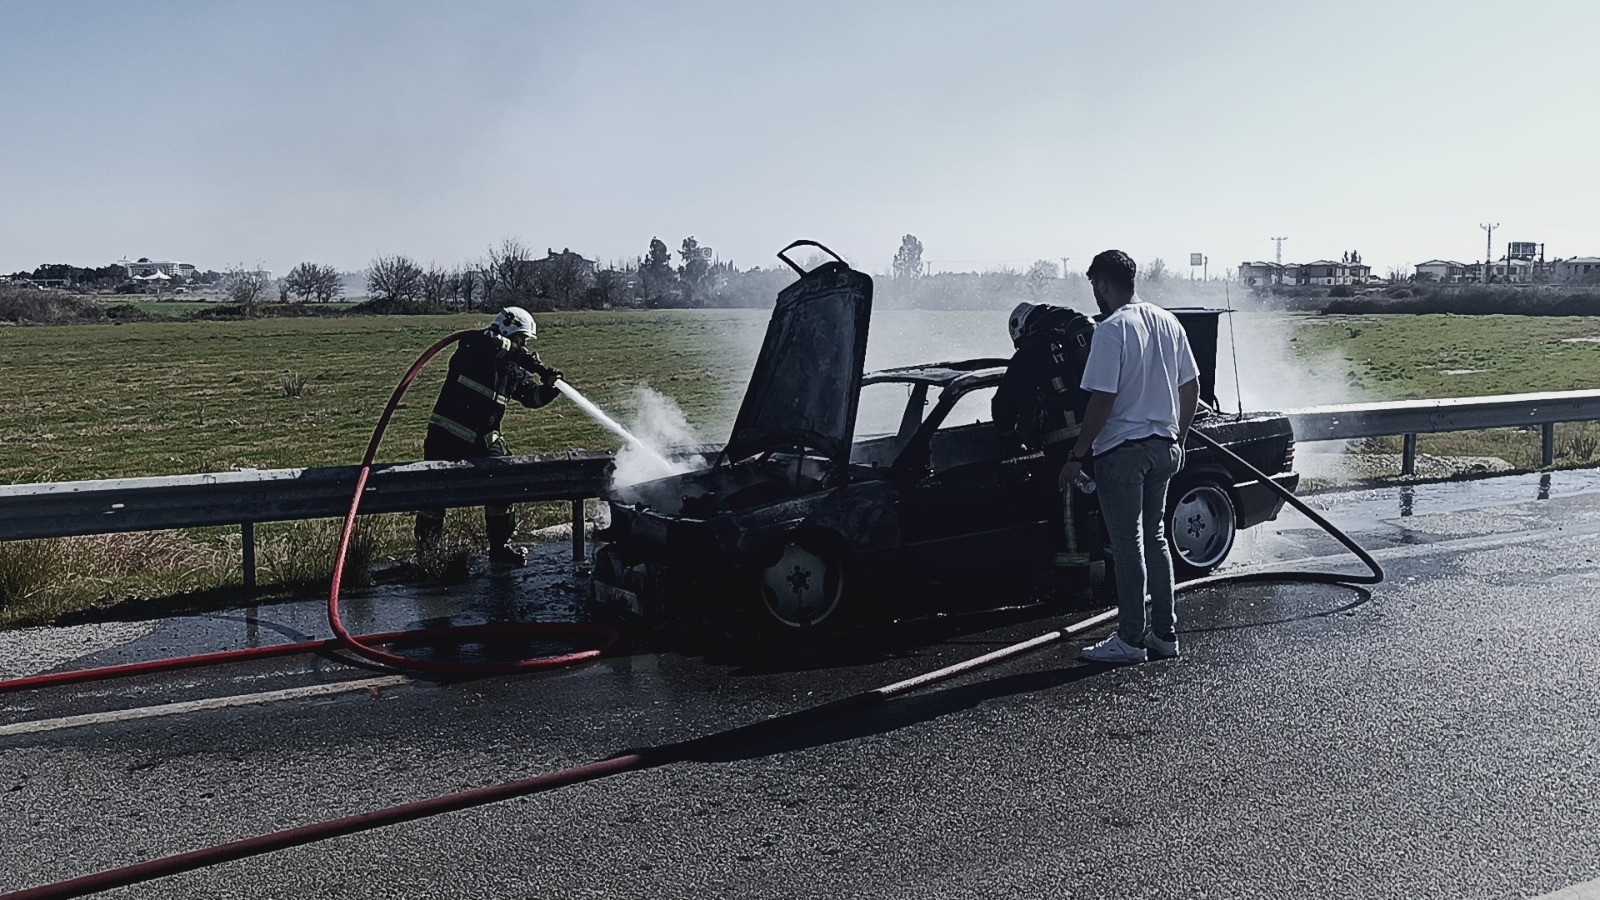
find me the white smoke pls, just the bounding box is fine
[610,385,705,488]
[1213,305,1368,481]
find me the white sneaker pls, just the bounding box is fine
[1080,633,1147,664]
[1144,630,1181,658]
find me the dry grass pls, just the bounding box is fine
[279,371,313,399]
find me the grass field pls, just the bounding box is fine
[1288,313,1600,470]
[108,300,362,317]
[3,309,1599,626]
[1288,313,1600,398]
[0,311,766,484]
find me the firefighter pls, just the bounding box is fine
[991,301,1098,592]
[414,307,562,567]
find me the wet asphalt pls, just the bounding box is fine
[1,471,1598,899]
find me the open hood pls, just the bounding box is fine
[721,242,873,468]
[1164,307,1223,409]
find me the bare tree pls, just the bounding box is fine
[284,262,342,303]
[312,266,344,303]
[223,263,273,314]
[589,263,636,309]
[1025,259,1059,297]
[487,238,537,308]
[367,254,424,304]
[475,259,497,311]
[531,247,596,310]
[420,263,451,310]
[451,266,477,311]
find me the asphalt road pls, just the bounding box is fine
[2,471,1598,900]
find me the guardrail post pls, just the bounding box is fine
[1542,423,1556,467]
[241,521,257,589]
[1401,434,1418,476]
[571,499,585,563]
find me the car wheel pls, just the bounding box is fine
[755,536,848,631]
[1167,478,1237,577]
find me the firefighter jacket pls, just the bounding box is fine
[992,306,1095,456]
[427,330,560,448]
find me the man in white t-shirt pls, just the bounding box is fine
[1058,250,1200,664]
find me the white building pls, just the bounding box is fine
[118,257,197,279]
[1237,261,1280,286]
[1301,260,1352,286]
[1467,258,1530,283]
[1555,257,1600,283]
[1414,260,1467,283]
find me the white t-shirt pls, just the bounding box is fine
[1079,298,1200,456]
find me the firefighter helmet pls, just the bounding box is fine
[490,307,536,340]
[1008,302,1040,346]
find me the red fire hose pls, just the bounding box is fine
[0,328,620,695]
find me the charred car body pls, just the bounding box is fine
[590,242,1298,635]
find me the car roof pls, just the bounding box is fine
[863,358,1011,387]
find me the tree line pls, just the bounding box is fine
[341,236,798,313]
[11,233,1181,314]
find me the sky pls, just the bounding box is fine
[3,0,1597,280]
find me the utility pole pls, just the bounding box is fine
[1480,222,1499,283]
[1270,236,1288,266]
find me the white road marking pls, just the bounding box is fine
[0,675,414,737]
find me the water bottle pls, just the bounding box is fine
[1073,470,1096,494]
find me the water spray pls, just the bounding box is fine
[552,380,678,474]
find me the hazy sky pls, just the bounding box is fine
[3,0,1596,279]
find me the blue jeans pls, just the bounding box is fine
[1095,438,1183,646]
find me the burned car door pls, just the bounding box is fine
[895,385,1044,590]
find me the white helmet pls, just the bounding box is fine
[1008,302,1039,345]
[490,306,536,339]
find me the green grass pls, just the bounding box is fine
[1287,312,1600,470]
[1287,313,1600,398]
[0,311,765,483]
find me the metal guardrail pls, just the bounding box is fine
[0,453,614,586]
[1286,388,1600,476]
[1,391,1598,586]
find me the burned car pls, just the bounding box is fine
[590,242,1298,636]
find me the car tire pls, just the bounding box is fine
[1166,476,1237,578]
[752,533,851,634]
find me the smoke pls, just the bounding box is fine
[609,385,705,489]
[1210,303,1370,481]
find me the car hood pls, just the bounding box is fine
[722,259,873,468]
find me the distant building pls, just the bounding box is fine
[117,257,197,279]
[1467,258,1530,283]
[1414,260,1467,283]
[1301,260,1352,286]
[1555,257,1600,283]
[1349,262,1372,283]
[1237,261,1280,286]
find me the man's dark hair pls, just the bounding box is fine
[1086,250,1137,289]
